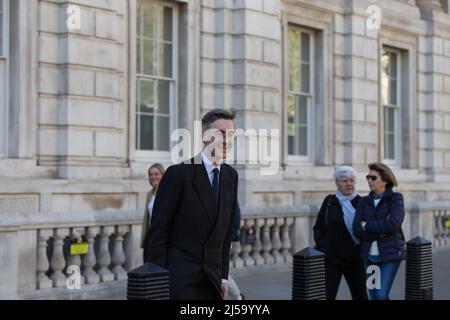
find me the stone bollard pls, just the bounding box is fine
[405,237,433,300]
[292,247,326,300]
[127,263,170,300]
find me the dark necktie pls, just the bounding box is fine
[212,168,219,204]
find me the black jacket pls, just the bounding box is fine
[353,188,406,262]
[313,194,362,266]
[231,202,241,242]
[145,156,238,300]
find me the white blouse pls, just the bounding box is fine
[369,198,381,256]
[147,193,156,224]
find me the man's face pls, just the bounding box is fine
[203,119,235,162]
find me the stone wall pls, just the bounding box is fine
[0,0,449,227]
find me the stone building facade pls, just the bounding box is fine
[0,0,450,298]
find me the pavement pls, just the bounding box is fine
[102,248,450,300]
[231,248,450,300]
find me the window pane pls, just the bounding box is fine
[155,116,170,151]
[297,125,307,156]
[140,115,154,150]
[383,107,396,160]
[296,95,308,126]
[136,2,141,36]
[288,28,300,92]
[301,33,310,63]
[288,95,295,124]
[142,41,172,78]
[136,37,142,74]
[390,79,397,105]
[143,39,156,75]
[288,95,295,156]
[139,79,155,113]
[381,51,389,106]
[389,133,395,159]
[163,7,173,42]
[384,133,390,159]
[143,2,156,39]
[157,80,170,115]
[390,52,397,78]
[301,64,310,93]
[160,43,172,77]
[384,107,395,133]
[384,133,395,160]
[389,108,396,133]
[288,135,294,155]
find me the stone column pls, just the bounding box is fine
[271,218,284,263]
[50,228,69,288]
[251,218,265,265]
[97,226,114,282]
[66,227,85,285]
[262,218,275,264]
[82,226,100,284]
[281,217,294,262]
[241,219,255,267]
[36,229,53,289]
[111,225,128,280]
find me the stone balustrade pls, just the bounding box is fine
[0,210,143,299]
[434,208,450,248]
[1,201,449,298]
[230,205,316,269]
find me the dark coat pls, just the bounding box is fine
[313,194,362,266]
[352,188,406,263]
[145,156,238,300]
[231,202,241,242]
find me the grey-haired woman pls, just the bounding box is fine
[313,166,368,300]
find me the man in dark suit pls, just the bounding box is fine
[145,109,238,300]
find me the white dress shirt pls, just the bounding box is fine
[201,151,221,187]
[201,151,227,285]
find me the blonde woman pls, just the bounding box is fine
[141,163,165,262]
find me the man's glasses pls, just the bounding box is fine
[366,175,378,181]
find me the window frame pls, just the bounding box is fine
[381,47,402,166]
[286,25,315,164]
[135,0,179,159]
[0,0,9,158]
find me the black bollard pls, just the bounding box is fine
[127,263,170,300]
[292,247,326,300]
[405,237,433,300]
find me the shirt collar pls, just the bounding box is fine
[201,151,221,175]
[372,192,383,200]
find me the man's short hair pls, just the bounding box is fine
[201,108,236,131]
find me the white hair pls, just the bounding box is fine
[334,166,357,182]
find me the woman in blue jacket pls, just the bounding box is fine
[353,162,405,300]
